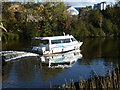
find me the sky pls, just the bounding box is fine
[65,0,115,2]
[3,0,117,7]
[5,0,116,2]
[65,0,116,7]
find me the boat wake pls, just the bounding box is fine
[1,51,39,62]
[1,50,82,69]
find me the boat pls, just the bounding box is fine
[38,49,82,68]
[32,34,83,54]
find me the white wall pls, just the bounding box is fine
[67,7,79,15]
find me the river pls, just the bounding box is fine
[2,38,120,88]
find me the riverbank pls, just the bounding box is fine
[2,32,19,41]
[57,66,120,89]
[2,2,120,42]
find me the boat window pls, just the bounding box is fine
[51,38,70,44]
[62,39,70,43]
[71,38,77,42]
[51,40,61,44]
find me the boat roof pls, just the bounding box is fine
[33,35,74,40]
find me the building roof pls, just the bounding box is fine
[67,6,79,15]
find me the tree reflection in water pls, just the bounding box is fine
[37,50,82,82]
[80,38,120,65]
[15,57,36,82]
[2,38,120,88]
[2,62,14,82]
[40,67,64,82]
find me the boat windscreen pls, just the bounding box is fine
[40,40,49,45]
[71,38,77,42]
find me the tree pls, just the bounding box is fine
[102,19,114,36]
[88,10,103,28]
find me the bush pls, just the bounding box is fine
[2,32,8,41]
[2,32,19,41]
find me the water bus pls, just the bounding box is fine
[32,34,83,54]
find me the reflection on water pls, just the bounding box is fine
[2,38,120,88]
[15,58,35,82]
[2,50,83,88]
[80,38,120,65]
[2,40,31,51]
[38,50,82,68]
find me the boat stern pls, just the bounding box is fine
[32,46,46,54]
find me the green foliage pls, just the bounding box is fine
[42,21,52,37]
[71,21,90,37]
[19,22,36,39]
[88,10,103,28]
[78,2,120,37]
[2,32,19,41]
[2,1,120,42]
[98,29,106,37]
[102,19,113,36]
[2,32,8,41]
[87,24,99,37]
[102,5,120,36]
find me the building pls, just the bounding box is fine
[94,2,107,10]
[67,6,79,15]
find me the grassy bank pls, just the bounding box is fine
[2,32,19,41]
[56,66,120,89]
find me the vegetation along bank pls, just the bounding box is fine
[56,66,120,89]
[1,1,120,41]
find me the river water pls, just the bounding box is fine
[2,38,120,88]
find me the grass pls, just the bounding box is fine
[2,32,19,41]
[56,66,120,89]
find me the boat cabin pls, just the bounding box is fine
[32,35,82,54]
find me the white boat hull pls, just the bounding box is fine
[32,42,83,54]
